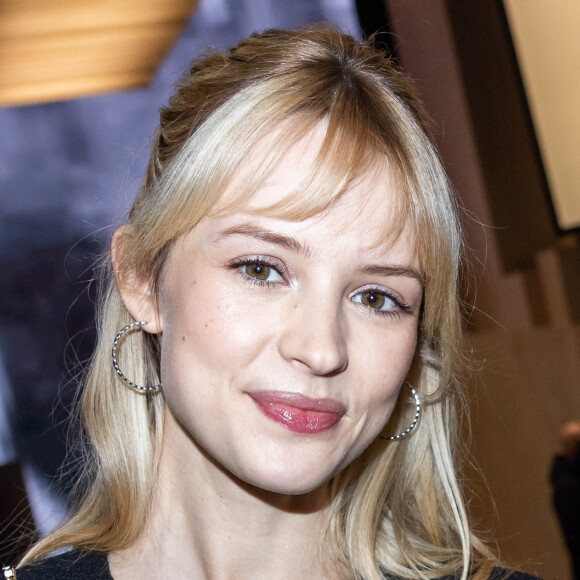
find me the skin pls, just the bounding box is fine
[111,126,423,579]
[560,421,580,462]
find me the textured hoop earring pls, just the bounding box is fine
[379,382,421,441]
[112,321,162,394]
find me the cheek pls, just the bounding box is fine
[349,324,418,414]
[159,278,270,383]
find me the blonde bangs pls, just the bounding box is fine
[126,50,432,279]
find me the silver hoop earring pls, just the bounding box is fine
[379,382,421,441]
[112,321,162,394]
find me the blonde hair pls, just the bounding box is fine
[23,27,496,579]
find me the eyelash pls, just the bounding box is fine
[227,256,288,288]
[349,286,412,319]
[227,257,412,318]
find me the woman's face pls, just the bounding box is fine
[152,128,423,495]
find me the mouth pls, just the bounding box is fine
[249,390,345,434]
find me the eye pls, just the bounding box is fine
[352,290,395,311]
[350,286,410,317]
[228,257,286,286]
[242,262,283,283]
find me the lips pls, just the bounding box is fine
[249,390,345,434]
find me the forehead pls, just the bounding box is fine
[198,126,420,271]
[212,122,330,211]
[211,122,415,253]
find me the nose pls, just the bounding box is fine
[278,296,348,376]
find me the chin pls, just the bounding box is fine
[259,479,327,496]
[236,461,336,497]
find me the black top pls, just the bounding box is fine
[15,551,112,580]
[550,452,580,578]
[12,550,543,579]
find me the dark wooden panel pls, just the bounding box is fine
[445,1,556,272]
[557,238,580,323]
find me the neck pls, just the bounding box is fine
[109,410,339,580]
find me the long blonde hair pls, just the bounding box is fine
[22,27,495,579]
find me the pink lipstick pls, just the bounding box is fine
[249,391,345,434]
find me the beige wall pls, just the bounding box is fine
[385,1,580,578]
[503,0,580,230]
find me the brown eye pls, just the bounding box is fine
[244,263,271,281]
[351,288,399,314]
[233,259,285,284]
[361,291,386,310]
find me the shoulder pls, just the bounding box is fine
[15,550,113,580]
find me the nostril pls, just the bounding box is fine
[324,358,348,377]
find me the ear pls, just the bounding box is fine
[112,225,163,334]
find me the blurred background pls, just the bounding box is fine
[0,1,579,578]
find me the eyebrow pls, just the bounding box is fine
[360,264,424,286]
[215,224,311,257]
